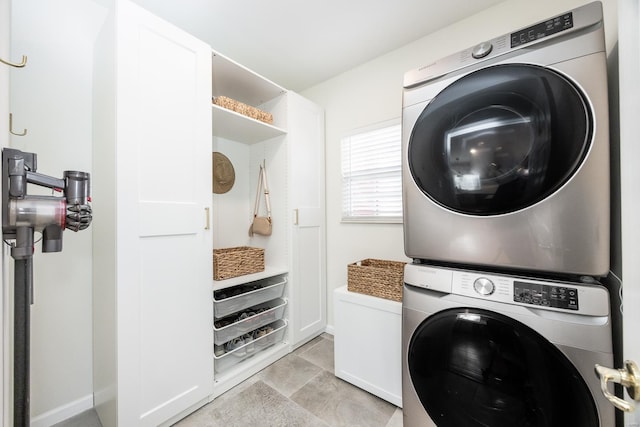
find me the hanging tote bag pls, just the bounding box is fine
[248,164,272,236]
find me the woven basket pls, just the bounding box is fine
[213,96,274,124]
[347,259,406,302]
[213,246,265,280]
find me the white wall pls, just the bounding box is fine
[1,0,11,423]
[10,0,106,423]
[301,0,619,327]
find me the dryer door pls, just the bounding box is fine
[408,64,592,215]
[408,307,599,427]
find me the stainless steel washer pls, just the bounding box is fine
[402,1,610,276]
[402,263,614,427]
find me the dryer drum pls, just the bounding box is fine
[407,307,599,427]
[408,64,592,216]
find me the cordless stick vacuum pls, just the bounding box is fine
[1,148,92,427]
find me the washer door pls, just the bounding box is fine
[408,308,599,427]
[408,64,592,215]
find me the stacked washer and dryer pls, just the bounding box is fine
[401,2,615,426]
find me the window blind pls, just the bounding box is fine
[341,121,403,223]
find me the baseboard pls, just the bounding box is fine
[324,324,334,335]
[31,394,93,427]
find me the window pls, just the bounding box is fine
[341,119,403,223]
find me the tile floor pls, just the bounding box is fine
[54,334,403,427]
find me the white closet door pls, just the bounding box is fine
[116,2,212,425]
[288,92,327,346]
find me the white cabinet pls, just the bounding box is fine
[92,1,213,426]
[91,1,326,423]
[334,286,402,407]
[210,53,326,395]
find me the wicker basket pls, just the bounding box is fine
[213,246,265,280]
[347,259,406,302]
[213,96,274,124]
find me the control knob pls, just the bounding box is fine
[472,42,493,59]
[473,277,495,296]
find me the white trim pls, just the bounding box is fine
[619,0,640,424]
[30,394,93,427]
[324,324,335,336]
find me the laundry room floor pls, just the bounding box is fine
[54,334,403,427]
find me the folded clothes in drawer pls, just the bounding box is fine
[214,298,287,345]
[213,274,287,319]
[213,319,288,373]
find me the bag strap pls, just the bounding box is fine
[253,165,263,218]
[261,164,271,219]
[252,164,272,219]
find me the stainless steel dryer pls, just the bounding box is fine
[402,2,610,276]
[402,263,614,427]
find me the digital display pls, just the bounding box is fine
[513,281,578,310]
[511,12,574,48]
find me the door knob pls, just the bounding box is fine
[594,360,640,412]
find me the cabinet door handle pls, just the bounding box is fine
[293,208,299,225]
[205,207,210,230]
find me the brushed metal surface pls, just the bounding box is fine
[401,2,609,277]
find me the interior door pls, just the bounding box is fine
[115,2,213,425]
[618,0,640,423]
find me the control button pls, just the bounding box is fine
[473,277,495,296]
[472,42,493,59]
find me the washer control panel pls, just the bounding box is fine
[510,12,574,48]
[513,281,578,310]
[403,2,600,88]
[449,268,607,316]
[403,264,609,317]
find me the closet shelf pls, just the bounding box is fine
[213,319,288,373]
[213,266,288,290]
[213,276,287,319]
[212,104,287,144]
[212,51,285,106]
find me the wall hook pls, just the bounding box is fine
[0,55,27,68]
[9,114,27,136]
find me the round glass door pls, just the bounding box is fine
[408,64,592,215]
[408,308,599,427]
